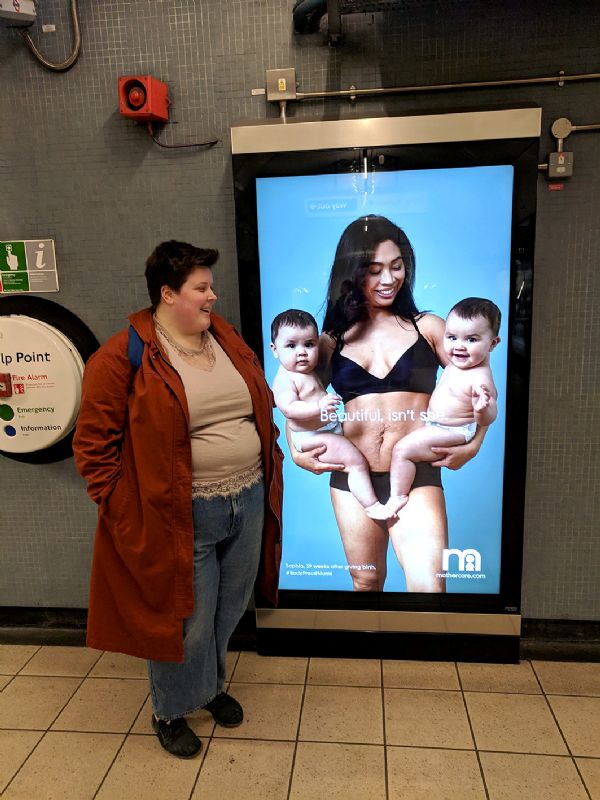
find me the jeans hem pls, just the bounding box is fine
[150,686,224,722]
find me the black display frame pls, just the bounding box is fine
[232,114,538,659]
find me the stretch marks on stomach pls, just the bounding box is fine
[335,392,430,472]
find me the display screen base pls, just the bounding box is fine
[256,626,520,664]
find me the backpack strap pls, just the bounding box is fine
[127,325,144,374]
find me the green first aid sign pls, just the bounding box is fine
[0,242,27,272]
[0,240,58,294]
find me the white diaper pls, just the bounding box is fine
[425,419,477,443]
[290,418,343,453]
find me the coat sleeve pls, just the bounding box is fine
[73,338,133,504]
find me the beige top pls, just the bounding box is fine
[156,329,262,497]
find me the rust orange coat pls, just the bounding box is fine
[73,309,283,662]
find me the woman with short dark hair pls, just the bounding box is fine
[74,240,283,758]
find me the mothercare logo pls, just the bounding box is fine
[437,548,486,580]
[443,548,481,572]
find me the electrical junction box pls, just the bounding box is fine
[266,68,297,102]
[118,75,170,123]
[548,151,574,178]
[0,0,36,25]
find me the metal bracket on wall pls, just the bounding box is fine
[265,68,298,122]
[538,117,600,180]
[551,116,600,148]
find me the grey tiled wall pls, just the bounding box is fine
[0,0,598,618]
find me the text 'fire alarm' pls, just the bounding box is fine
[118,75,170,122]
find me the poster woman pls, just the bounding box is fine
[289,215,485,591]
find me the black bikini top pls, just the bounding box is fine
[330,317,439,403]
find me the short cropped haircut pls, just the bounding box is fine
[448,297,501,336]
[145,240,219,308]
[270,309,318,343]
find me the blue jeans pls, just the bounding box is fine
[148,479,264,720]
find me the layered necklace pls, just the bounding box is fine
[154,315,216,370]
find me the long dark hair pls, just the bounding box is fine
[322,215,419,340]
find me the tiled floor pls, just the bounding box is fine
[0,645,599,799]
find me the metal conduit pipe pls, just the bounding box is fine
[573,123,600,131]
[295,70,600,101]
[550,116,600,157]
[19,0,81,72]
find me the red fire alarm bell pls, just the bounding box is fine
[118,75,170,122]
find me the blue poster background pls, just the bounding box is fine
[256,165,513,593]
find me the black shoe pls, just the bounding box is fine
[151,715,202,758]
[203,692,243,727]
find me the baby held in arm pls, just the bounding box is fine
[387,297,501,515]
[270,309,395,521]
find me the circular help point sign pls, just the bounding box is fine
[0,315,85,453]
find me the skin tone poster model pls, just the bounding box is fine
[286,216,489,592]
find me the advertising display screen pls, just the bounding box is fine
[257,166,511,594]
[232,110,538,629]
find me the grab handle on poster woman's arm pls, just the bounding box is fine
[430,425,488,470]
[285,422,345,475]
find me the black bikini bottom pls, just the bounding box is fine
[329,462,442,504]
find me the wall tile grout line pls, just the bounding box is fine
[2,645,42,679]
[284,655,311,800]
[10,674,592,694]
[201,732,395,745]
[82,674,149,681]
[231,680,472,691]
[206,734,477,749]
[5,726,597,756]
[529,660,594,800]
[0,675,17,694]
[91,676,154,800]
[456,659,490,800]
[1,647,105,797]
[185,736,211,800]
[380,659,389,800]
[186,650,241,800]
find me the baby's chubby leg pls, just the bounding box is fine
[301,434,394,520]
[388,425,465,514]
